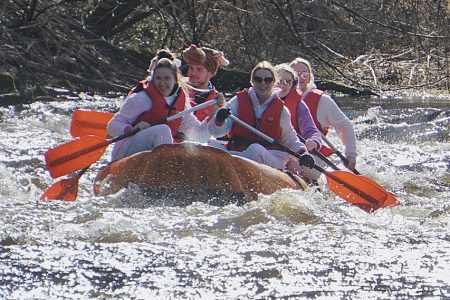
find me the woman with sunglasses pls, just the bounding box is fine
[213,61,308,171]
[275,64,322,151]
[275,63,323,180]
[289,58,358,170]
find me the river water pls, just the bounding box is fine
[0,92,449,299]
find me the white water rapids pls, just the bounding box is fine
[0,92,449,299]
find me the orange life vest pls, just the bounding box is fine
[302,89,334,156]
[227,90,283,152]
[189,88,218,121]
[283,88,302,133]
[129,80,186,137]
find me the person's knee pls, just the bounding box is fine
[243,143,266,160]
[149,124,172,136]
[247,143,267,155]
[161,124,172,135]
[140,124,172,141]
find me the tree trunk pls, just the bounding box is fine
[84,0,143,38]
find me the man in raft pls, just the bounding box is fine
[182,44,229,121]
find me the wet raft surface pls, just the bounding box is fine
[94,143,308,205]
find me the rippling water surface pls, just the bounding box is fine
[1,93,449,299]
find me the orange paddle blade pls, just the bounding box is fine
[45,135,108,178]
[70,110,114,138]
[40,174,82,201]
[325,170,400,212]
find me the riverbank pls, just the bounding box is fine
[1,69,449,108]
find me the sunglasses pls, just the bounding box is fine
[278,79,293,85]
[253,76,274,84]
[297,71,310,78]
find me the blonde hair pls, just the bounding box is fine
[275,63,297,80]
[250,61,278,85]
[290,57,315,90]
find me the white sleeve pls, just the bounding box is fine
[177,100,208,142]
[203,96,238,139]
[106,92,152,137]
[207,117,228,139]
[178,99,229,143]
[225,96,239,132]
[201,95,239,139]
[316,94,357,158]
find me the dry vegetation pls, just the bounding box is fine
[0,0,449,104]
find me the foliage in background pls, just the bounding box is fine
[0,0,448,99]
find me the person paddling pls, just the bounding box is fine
[275,63,323,180]
[106,49,225,161]
[182,44,229,121]
[213,61,310,172]
[290,58,358,170]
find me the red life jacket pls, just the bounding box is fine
[188,88,219,121]
[129,80,186,137]
[303,89,326,134]
[227,90,283,152]
[283,88,302,133]
[303,89,334,156]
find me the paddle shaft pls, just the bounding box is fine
[70,88,219,138]
[321,134,361,175]
[296,134,340,171]
[228,114,381,208]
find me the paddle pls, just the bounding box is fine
[40,168,88,201]
[228,114,400,212]
[297,134,340,171]
[69,88,217,138]
[321,134,361,175]
[70,110,114,138]
[41,99,218,201]
[298,133,399,203]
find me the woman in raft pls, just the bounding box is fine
[289,57,358,170]
[213,61,314,173]
[107,49,226,161]
[275,63,322,180]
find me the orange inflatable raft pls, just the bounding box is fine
[94,143,308,205]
